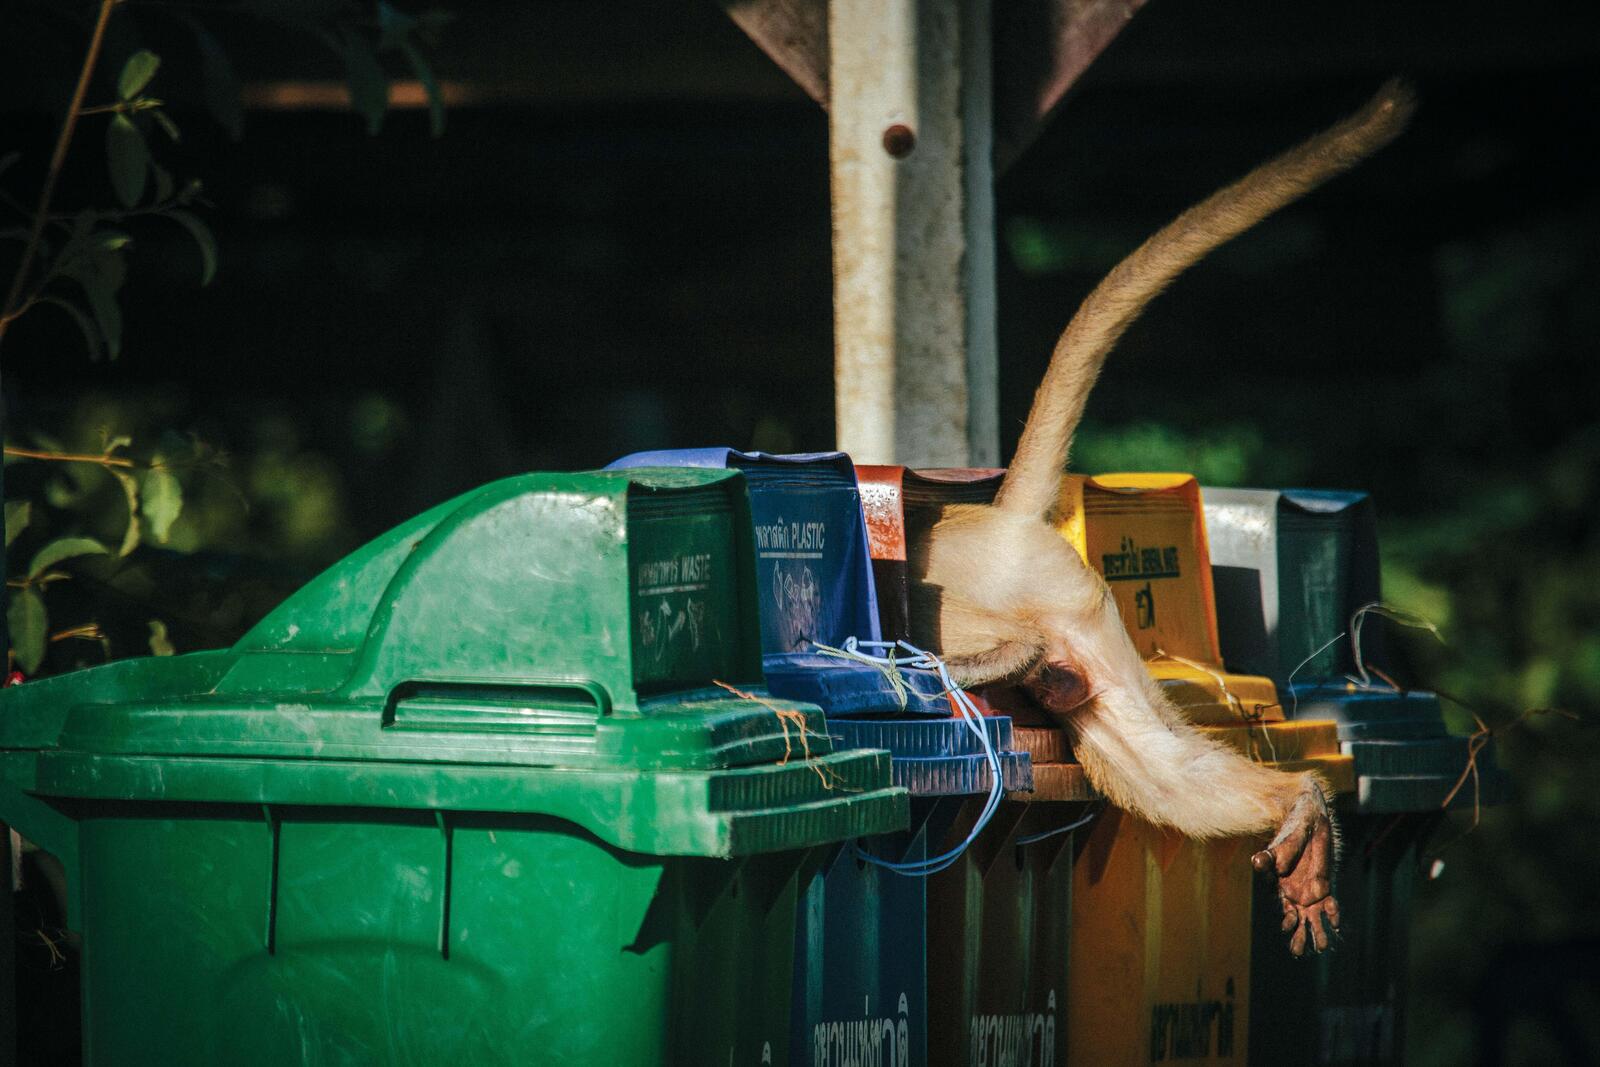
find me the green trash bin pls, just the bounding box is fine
[0,469,907,1066]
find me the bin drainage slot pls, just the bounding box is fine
[436,811,453,960]
[262,804,280,954]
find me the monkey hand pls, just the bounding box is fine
[1251,784,1339,956]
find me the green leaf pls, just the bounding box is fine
[8,588,48,675]
[142,464,183,543]
[58,245,126,360]
[190,22,245,140]
[96,229,134,252]
[118,51,162,100]
[164,209,218,286]
[109,467,142,556]
[148,619,175,657]
[152,109,181,143]
[35,296,104,361]
[5,501,31,547]
[82,274,122,359]
[339,29,389,135]
[106,113,149,208]
[151,161,175,204]
[399,39,445,138]
[28,536,110,580]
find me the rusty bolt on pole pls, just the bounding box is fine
[882,123,916,158]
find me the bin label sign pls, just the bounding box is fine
[747,484,876,654]
[968,989,1056,1067]
[755,515,827,653]
[1149,977,1236,1061]
[629,508,741,690]
[1084,496,1214,662]
[811,992,910,1067]
[1102,537,1182,582]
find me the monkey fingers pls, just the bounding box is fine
[1284,896,1341,956]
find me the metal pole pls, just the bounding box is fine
[828,0,997,468]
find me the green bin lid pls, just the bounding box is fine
[0,470,907,858]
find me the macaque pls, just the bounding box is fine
[908,83,1414,955]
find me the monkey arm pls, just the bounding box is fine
[1060,679,1340,954]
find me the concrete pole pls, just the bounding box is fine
[828,0,998,468]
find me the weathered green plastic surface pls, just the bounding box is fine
[0,470,908,1065]
[71,803,828,1065]
[0,470,903,857]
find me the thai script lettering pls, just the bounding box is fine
[635,552,713,595]
[754,515,827,558]
[1134,581,1156,629]
[1102,537,1181,582]
[1149,979,1235,1061]
[969,991,1055,1067]
[812,993,910,1067]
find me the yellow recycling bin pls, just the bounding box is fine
[1066,719,1354,1067]
[1055,474,1282,724]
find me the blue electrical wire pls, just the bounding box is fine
[827,638,1006,878]
[1014,799,1105,847]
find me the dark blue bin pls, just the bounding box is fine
[1205,486,1507,1066]
[607,448,950,716]
[796,716,1033,1067]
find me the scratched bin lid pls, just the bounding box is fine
[827,716,1032,795]
[1342,736,1486,778]
[889,752,1034,796]
[609,449,948,715]
[0,470,912,858]
[1343,728,1508,814]
[1356,768,1508,814]
[828,716,1015,758]
[1288,683,1449,739]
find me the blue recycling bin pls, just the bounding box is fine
[609,448,1036,1065]
[804,716,1033,1067]
[608,449,949,716]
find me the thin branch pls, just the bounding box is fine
[0,0,122,352]
[3,445,136,468]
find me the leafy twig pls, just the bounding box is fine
[0,0,122,344]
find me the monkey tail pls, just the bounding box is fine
[994,80,1416,521]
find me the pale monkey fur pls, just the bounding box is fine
[909,83,1415,954]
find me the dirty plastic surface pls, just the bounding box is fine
[610,450,950,715]
[0,470,908,1066]
[1067,717,1351,1067]
[1054,473,1287,724]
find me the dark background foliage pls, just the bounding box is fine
[3,1,1597,1063]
